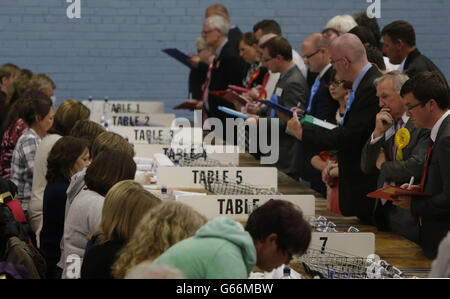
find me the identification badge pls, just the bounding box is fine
[275,87,283,97]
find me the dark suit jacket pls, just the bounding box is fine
[361,118,430,241]
[308,67,339,124]
[411,114,450,259]
[206,40,248,122]
[260,64,310,179]
[404,48,448,87]
[302,66,382,221]
[190,26,243,101]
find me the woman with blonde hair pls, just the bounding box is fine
[80,180,161,279]
[112,201,207,279]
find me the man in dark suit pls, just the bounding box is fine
[205,4,242,50]
[188,4,243,102]
[381,20,448,85]
[392,71,450,259]
[248,36,309,180]
[287,33,382,223]
[299,33,339,196]
[361,71,430,243]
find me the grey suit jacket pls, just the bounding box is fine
[259,64,309,179]
[411,114,450,259]
[361,119,430,187]
[361,118,430,241]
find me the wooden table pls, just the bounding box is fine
[238,153,432,278]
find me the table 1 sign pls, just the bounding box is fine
[176,195,315,221]
[156,167,278,189]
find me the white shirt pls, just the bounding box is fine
[398,57,407,72]
[292,49,307,79]
[370,113,410,144]
[431,110,450,142]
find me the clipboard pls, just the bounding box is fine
[366,185,432,201]
[218,106,250,119]
[162,48,192,69]
[257,99,300,117]
[210,90,250,111]
[173,101,198,111]
[228,85,250,93]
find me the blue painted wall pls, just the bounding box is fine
[1,0,448,120]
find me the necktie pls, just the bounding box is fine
[419,139,434,192]
[381,119,405,206]
[306,78,321,114]
[201,62,214,106]
[340,91,355,126]
[392,118,404,161]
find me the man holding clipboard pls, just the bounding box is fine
[286,34,381,224]
[389,71,450,260]
[360,71,430,243]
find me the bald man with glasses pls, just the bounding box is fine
[287,33,382,224]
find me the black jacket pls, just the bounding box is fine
[404,48,448,86]
[302,66,382,221]
[411,114,450,259]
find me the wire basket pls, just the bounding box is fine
[299,246,369,279]
[203,176,281,195]
[308,216,360,233]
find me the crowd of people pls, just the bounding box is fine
[0,3,449,279]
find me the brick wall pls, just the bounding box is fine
[1,0,448,120]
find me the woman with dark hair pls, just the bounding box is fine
[0,94,30,179]
[10,91,54,214]
[237,32,268,89]
[29,100,90,234]
[39,136,90,279]
[59,149,136,279]
[69,119,106,154]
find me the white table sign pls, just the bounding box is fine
[133,144,240,165]
[157,167,278,189]
[176,195,315,220]
[109,126,203,145]
[110,113,175,127]
[310,232,375,258]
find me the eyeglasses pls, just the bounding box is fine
[405,102,423,112]
[261,56,274,63]
[302,49,320,60]
[330,80,344,87]
[330,57,347,65]
[201,29,215,35]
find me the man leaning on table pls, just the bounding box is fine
[390,71,450,260]
[286,33,381,224]
[360,71,430,243]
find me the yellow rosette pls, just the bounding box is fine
[395,128,410,161]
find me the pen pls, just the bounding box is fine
[408,176,414,189]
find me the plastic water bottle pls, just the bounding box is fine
[281,266,292,279]
[161,186,169,201]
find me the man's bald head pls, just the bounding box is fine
[303,33,326,49]
[205,4,230,23]
[330,33,367,65]
[258,33,278,47]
